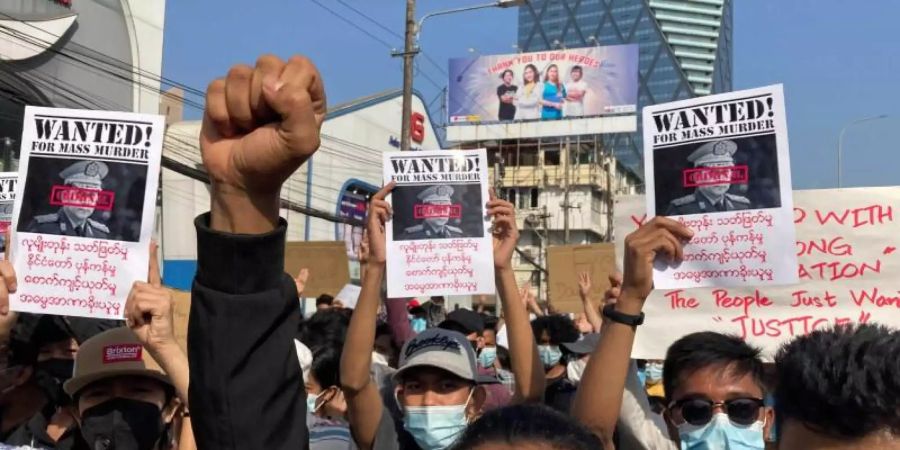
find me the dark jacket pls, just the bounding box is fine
[188,214,308,450]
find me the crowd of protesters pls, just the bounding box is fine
[0,55,897,450]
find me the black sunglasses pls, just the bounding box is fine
[670,397,764,426]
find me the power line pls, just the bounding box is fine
[334,0,404,41]
[309,0,397,49]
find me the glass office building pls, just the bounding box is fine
[518,0,733,173]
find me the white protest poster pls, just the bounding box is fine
[335,284,362,309]
[384,149,494,298]
[10,106,164,319]
[643,85,797,289]
[615,188,900,359]
[0,173,18,259]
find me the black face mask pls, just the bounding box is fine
[35,358,75,407]
[80,398,165,450]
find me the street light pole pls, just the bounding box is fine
[838,114,888,188]
[396,0,527,151]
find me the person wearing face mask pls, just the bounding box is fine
[645,360,665,398]
[437,312,510,412]
[306,346,355,450]
[530,315,579,413]
[62,327,179,450]
[340,185,543,450]
[560,333,600,385]
[571,218,773,450]
[2,313,120,449]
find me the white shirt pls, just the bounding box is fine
[564,80,588,117]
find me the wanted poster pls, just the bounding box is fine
[0,173,17,258]
[9,106,164,319]
[643,85,797,289]
[384,149,495,297]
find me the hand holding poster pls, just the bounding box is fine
[643,85,797,289]
[10,106,164,319]
[616,188,900,358]
[384,149,494,298]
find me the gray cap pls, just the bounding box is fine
[394,328,477,383]
[562,333,601,355]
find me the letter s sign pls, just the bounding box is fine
[411,112,425,144]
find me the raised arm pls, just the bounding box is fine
[571,217,692,447]
[489,192,544,403]
[578,271,602,333]
[126,243,190,405]
[189,54,326,450]
[341,183,393,450]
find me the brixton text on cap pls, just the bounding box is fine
[64,327,171,396]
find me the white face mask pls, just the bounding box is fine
[401,389,474,450]
[566,358,588,383]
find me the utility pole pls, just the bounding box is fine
[400,0,417,151]
[605,148,614,242]
[562,138,570,244]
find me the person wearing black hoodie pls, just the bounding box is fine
[186,54,326,450]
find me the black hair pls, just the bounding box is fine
[531,315,579,346]
[483,315,499,331]
[310,345,342,389]
[663,331,764,401]
[299,309,351,352]
[499,69,514,80]
[315,294,334,306]
[449,403,603,450]
[571,65,583,74]
[496,345,511,371]
[774,324,900,440]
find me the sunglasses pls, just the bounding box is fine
[670,397,764,426]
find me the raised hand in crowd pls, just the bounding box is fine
[124,242,189,405]
[487,190,544,403]
[572,217,692,448]
[189,54,326,450]
[294,267,309,298]
[201,54,326,234]
[577,271,602,333]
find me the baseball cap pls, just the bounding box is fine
[63,327,171,396]
[394,328,478,383]
[438,309,485,335]
[561,333,601,356]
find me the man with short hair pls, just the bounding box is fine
[775,324,900,450]
[315,294,334,311]
[563,65,588,117]
[27,160,110,238]
[666,140,751,215]
[572,217,773,450]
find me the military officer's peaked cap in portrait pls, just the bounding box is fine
[60,160,108,187]
[687,140,738,166]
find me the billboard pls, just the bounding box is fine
[448,44,638,124]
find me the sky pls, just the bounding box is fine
[162,0,899,190]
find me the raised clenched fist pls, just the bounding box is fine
[200,55,327,195]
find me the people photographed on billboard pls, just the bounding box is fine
[540,64,566,120]
[515,64,543,121]
[496,69,518,121]
[564,66,589,117]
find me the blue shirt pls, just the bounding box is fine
[541,82,566,119]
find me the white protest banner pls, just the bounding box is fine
[384,149,494,297]
[0,173,17,259]
[643,85,797,289]
[335,284,362,309]
[615,188,900,359]
[10,106,164,319]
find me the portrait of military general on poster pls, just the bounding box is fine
[643,85,797,290]
[384,149,494,298]
[9,106,164,320]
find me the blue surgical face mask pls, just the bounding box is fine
[411,317,428,333]
[646,362,663,383]
[402,391,472,450]
[677,413,765,450]
[306,393,320,414]
[637,368,648,387]
[537,345,562,368]
[478,347,497,368]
